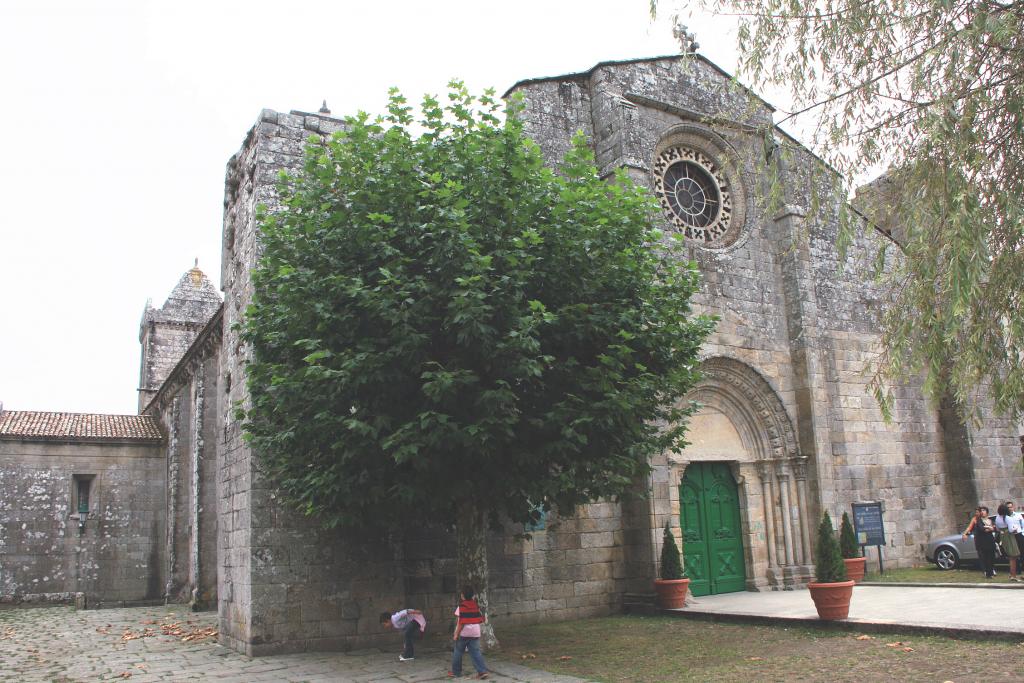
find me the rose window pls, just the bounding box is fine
[653,147,733,244]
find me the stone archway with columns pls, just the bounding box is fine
[666,357,815,590]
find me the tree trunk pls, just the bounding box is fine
[455,508,499,649]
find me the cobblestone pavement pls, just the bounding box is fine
[0,605,589,683]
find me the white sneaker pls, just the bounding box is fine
[399,655,414,661]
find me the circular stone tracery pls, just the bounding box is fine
[653,146,734,244]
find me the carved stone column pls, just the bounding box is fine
[756,460,783,588]
[775,461,796,567]
[791,456,814,577]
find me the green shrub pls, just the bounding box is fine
[815,512,849,583]
[660,524,685,580]
[839,512,860,559]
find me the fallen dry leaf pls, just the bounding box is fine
[746,656,764,661]
[559,656,573,661]
[171,625,219,644]
[117,672,132,679]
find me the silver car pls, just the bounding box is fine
[926,517,1007,570]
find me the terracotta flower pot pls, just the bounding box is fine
[654,578,690,609]
[843,557,867,583]
[807,580,855,620]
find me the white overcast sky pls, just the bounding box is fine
[0,0,745,415]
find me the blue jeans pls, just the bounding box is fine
[451,636,487,675]
[402,621,421,658]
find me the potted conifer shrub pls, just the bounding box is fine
[654,523,689,609]
[808,511,854,620]
[839,512,866,582]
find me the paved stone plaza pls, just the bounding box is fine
[673,584,1024,637]
[4,586,1023,681]
[0,605,588,683]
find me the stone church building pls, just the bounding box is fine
[1,54,1022,655]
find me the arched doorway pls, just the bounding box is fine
[680,461,746,596]
[667,357,814,590]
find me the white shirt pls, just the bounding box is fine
[391,609,426,631]
[1005,511,1024,534]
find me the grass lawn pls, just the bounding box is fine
[496,615,1024,683]
[865,565,1010,584]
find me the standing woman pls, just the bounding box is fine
[962,506,998,578]
[995,503,1021,582]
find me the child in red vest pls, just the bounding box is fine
[448,586,489,679]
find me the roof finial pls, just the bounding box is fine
[673,21,700,54]
[189,259,203,286]
[318,100,331,115]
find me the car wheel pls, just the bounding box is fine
[934,546,959,570]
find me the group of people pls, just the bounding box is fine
[962,501,1024,580]
[380,586,490,679]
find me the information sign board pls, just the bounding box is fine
[852,502,885,547]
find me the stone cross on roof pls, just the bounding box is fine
[673,22,700,54]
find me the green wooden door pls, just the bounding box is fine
[680,462,746,596]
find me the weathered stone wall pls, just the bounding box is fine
[0,439,165,606]
[144,308,224,609]
[219,110,408,655]
[139,323,205,411]
[494,503,627,622]
[510,77,593,170]
[511,57,816,585]
[509,53,1024,575]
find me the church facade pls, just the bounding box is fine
[1,54,1021,655]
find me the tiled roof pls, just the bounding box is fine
[0,411,163,443]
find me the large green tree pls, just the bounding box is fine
[657,0,1024,420]
[241,83,714,644]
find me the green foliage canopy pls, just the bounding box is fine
[656,0,1024,419]
[241,83,714,531]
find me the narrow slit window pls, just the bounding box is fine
[72,474,95,516]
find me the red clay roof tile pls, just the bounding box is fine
[0,411,163,442]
